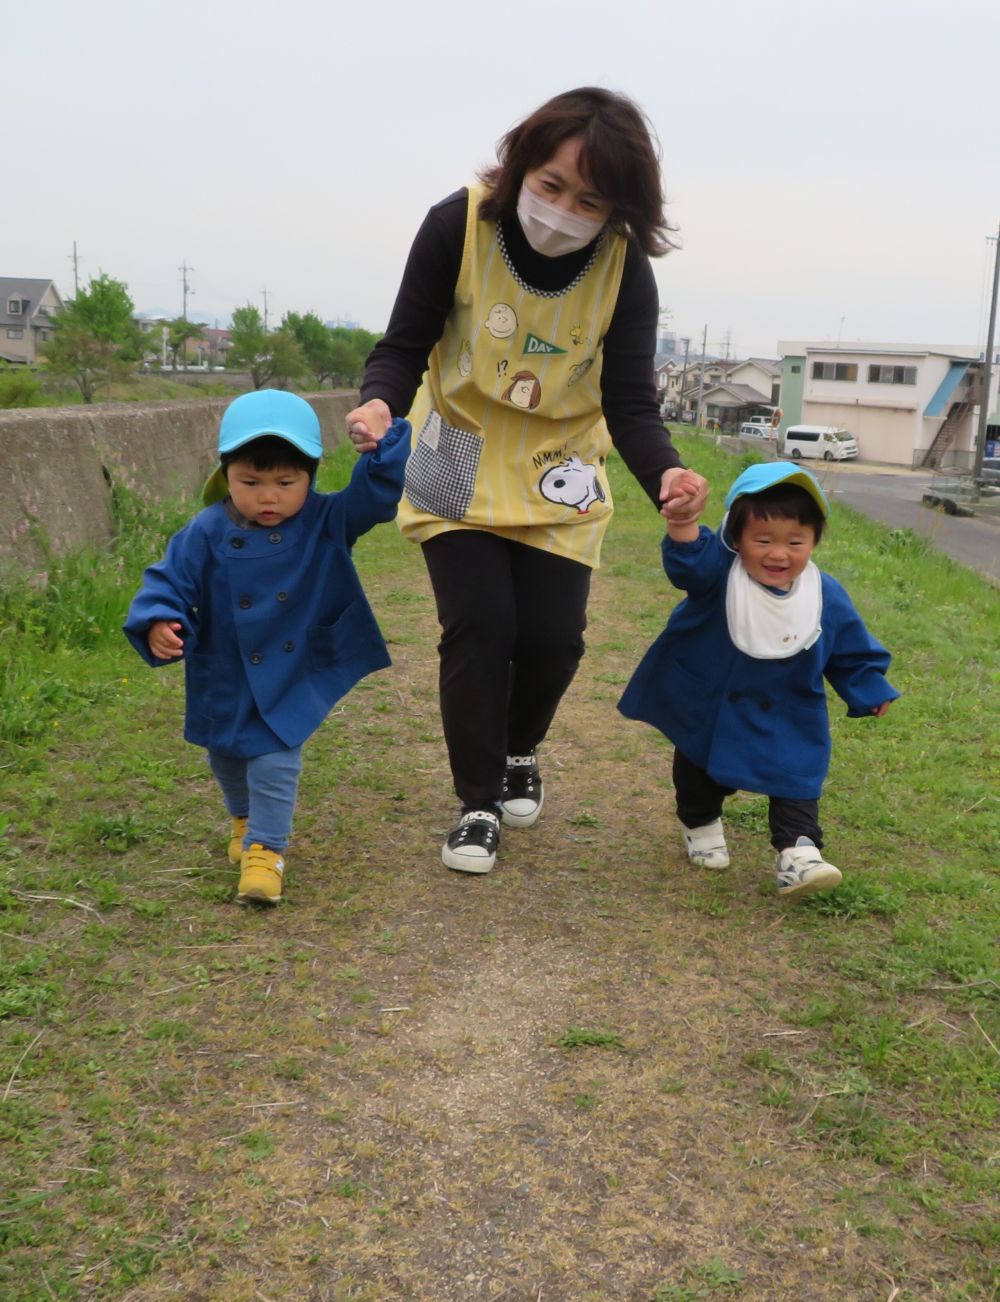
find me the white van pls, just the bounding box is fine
[782,425,858,461]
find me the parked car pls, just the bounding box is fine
[979,456,1000,485]
[782,424,859,461]
[738,422,777,440]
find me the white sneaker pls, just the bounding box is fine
[776,837,842,896]
[681,818,730,870]
[500,754,544,828]
[442,809,501,874]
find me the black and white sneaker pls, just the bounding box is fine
[500,753,544,828]
[442,808,501,874]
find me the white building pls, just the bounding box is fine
[777,342,999,468]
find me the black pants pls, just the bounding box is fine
[422,530,592,809]
[672,749,823,851]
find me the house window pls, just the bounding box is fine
[7,298,22,315]
[811,361,858,381]
[40,329,50,341]
[6,328,24,339]
[867,364,916,385]
[790,364,801,374]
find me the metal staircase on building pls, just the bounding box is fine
[921,400,973,469]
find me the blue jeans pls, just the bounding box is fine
[207,746,303,853]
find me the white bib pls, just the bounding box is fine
[726,559,822,659]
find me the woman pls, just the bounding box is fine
[347,86,708,874]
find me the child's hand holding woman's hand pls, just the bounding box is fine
[148,621,184,660]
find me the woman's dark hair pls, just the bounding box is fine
[727,484,826,545]
[478,87,676,257]
[221,435,318,479]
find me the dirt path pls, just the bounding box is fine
[81,551,956,1302]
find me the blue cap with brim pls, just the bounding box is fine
[724,461,830,517]
[203,389,323,506]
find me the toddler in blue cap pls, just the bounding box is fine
[125,389,411,904]
[619,461,899,896]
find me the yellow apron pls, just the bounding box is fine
[397,182,628,568]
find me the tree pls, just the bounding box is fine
[227,305,307,390]
[0,364,43,409]
[327,336,364,386]
[42,273,144,403]
[283,311,338,387]
[166,318,204,370]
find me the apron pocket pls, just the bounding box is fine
[405,411,482,521]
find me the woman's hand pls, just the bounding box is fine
[659,467,708,524]
[148,620,184,660]
[345,399,392,454]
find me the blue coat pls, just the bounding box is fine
[124,419,411,758]
[618,527,899,799]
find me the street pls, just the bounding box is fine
[816,464,1000,585]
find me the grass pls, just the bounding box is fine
[0,435,998,1299]
[3,371,246,408]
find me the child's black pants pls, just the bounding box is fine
[672,748,823,850]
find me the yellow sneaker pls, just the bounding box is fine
[228,816,249,864]
[237,844,285,905]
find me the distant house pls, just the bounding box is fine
[697,357,781,430]
[727,357,782,405]
[653,357,679,401]
[193,326,232,367]
[0,278,64,364]
[777,341,1000,468]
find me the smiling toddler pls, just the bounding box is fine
[619,462,899,897]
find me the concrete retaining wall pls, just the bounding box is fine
[0,391,358,570]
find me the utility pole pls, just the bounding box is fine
[261,288,270,334]
[973,221,1000,487]
[70,241,80,295]
[696,323,708,429]
[179,262,194,321]
[678,337,691,420]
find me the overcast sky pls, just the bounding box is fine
[8,0,999,359]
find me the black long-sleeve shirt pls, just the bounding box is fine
[361,189,681,504]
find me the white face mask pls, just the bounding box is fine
[516,182,606,257]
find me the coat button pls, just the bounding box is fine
[238,596,252,609]
[250,653,263,665]
[269,532,282,544]
[760,699,772,711]
[276,591,288,602]
[230,536,245,549]
[728,691,740,703]
[283,641,295,653]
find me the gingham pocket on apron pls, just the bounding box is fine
[404,411,483,521]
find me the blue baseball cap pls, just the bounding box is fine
[218,389,322,458]
[724,461,829,517]
[204,390,323,505]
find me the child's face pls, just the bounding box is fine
[736,512,816,591]
[226,459,310,526]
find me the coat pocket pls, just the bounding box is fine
[404,410,483,521]
[306,599,386,674]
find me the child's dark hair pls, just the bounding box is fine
[220,435,319,480]
[727,484,825,545]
